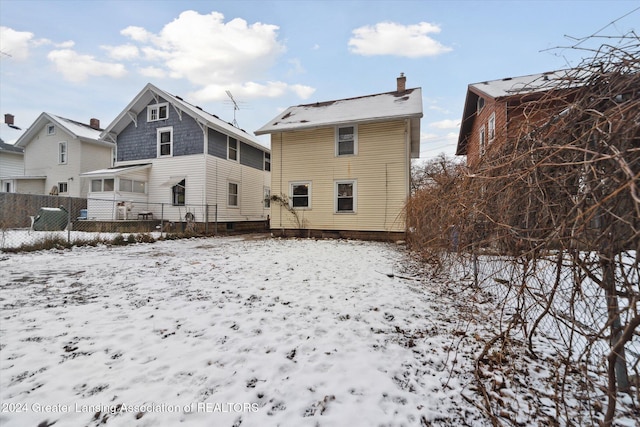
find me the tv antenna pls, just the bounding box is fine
[225,90,240,127]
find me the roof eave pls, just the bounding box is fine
[255,112,423,136]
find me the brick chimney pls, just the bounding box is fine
[89,118,100,129]
[397,73,406,92]
[5,113,15,126]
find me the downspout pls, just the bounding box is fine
[279,132,283,229]
[405,119,410,232]
[203,125,208,217]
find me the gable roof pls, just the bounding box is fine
[456,70,578,155]
[255,87,422,157]
[15,112,112,149]
[102,83,268,152]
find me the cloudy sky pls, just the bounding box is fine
[0,0,637,161]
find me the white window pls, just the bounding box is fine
[172,179,185,206]
[228,138,238,161]
[58,141,67,164]
[336,125,357,156]
[335,180,356,213]
[290,181,311,209]
[488,113,495,141]
[147,103,168,122]
[92,178,115,192]
[47,124,55,135]
[264,152,271,171]
[228,182,239,207]
[479,126,486,157]
[58,182,68,193]
[477,97,485,112]
[264,187,271,208]
[119,179,145,193]
[157,127,173,157]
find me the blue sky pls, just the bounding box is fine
[0,0,637,161]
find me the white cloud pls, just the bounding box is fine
[429,119,460,130]
[47,49,127,82]
[349,21,452,58]
[190,80,314,102]
[102,43,139,60]
[118,10,313,101]
[139,66,166,79]
[0,26,34,60]
[120,26,154,43]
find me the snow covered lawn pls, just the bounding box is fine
[0,236,487,427]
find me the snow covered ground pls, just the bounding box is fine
[0,236,491,427]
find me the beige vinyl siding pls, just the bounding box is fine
[271,120,409,232]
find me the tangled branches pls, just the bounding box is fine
[408,35,639,426]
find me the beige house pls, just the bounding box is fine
[13,113,113,197]
[255,75,422,240]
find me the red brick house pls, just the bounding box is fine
[455,70,579,167]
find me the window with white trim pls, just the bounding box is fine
[335,180,356,213]
[58,182,68,193]
[172,179,185,206]
[264,187,271,208]
[147,103,168,122]
[477,97,485,112]
[488,113,495,141]
[479,125,486,157]
[157,127,173,157]
[228,138,238,161]
[228,182,239,207]
[290,182,311,209]
[119,178,146,193]
[58,141,67,164]
[336,125,356,156]
[91,178,114,192]
[47,124,55,135]
[264,152,271,171]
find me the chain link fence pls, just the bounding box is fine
[0,192,225,251]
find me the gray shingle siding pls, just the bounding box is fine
[240,142,264,170]
[207,128,227,159]
[117,98,204,161]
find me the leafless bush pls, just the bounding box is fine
[408,35,639,426]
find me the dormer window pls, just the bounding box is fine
[147,103,169,122]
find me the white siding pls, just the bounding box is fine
[0,152,24,178]
[205,156,270,222]
[23,126,112,197]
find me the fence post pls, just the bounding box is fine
[160,203,164,238]
[67,196,72,243]
[205,204,209,235]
